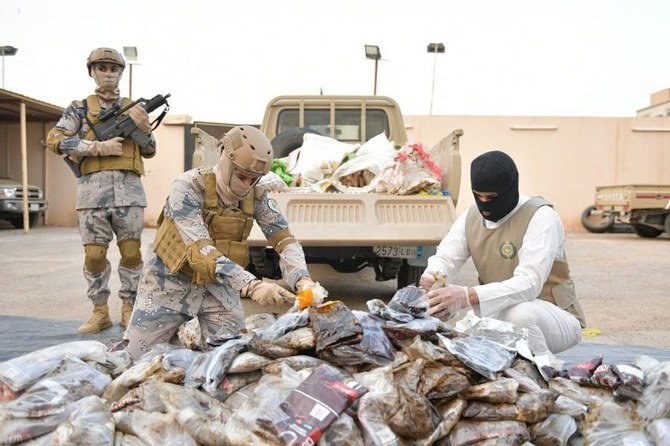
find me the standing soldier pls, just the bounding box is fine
[46,48,155,333]
[124,126,323,359]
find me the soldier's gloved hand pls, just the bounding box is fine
[425,285,470,318]
[129,105,151,134]
[242,280,295,306]
[88,137,124,156]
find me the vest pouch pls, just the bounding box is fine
[154,218,188,274]
[210,214,246,240]
[551,279,587,328]
[214,239,249,267]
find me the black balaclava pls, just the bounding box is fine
[470,150,519,222]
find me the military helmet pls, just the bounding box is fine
[86,47,126,75]
[219,126,273,176]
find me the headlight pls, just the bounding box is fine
[0,187,17,198]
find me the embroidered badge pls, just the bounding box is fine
[268,198,280,214]
[500,241,517,259]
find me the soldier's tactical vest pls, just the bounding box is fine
[78,95,145,176]
[154,171,255,274]
[465,197,587,328]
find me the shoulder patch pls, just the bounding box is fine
[499,241,517,260]
[267,197,280,214]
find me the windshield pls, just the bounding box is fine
[277,108,389,142]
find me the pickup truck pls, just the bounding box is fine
[582,184,670,238]
[192,95,463,289]
[0,178,47,228]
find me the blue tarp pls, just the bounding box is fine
[1,315,669,368]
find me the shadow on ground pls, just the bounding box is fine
[1,315,669,368]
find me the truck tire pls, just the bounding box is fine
[9,214,38,229]
[581,205,614,233]
[397,262,422,289]
[631,224,663,238]
[249,247,282,279]
[271,128,321,159]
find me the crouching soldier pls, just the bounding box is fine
[125,126,321,359]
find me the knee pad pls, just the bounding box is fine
[118,239,142,268]
[84,244,109,273]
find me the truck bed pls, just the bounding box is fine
[596,184,670,210]
[247,192,456,247]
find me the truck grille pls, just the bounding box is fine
[287,202,363,224]
[376,203,449,224]
[14,188,41,199]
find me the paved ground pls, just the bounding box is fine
[0,224,668,350]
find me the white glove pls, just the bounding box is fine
[419,270,446,291]
[87,137,124,156]
[242,280,295,306]
[128,105,151,134]
[425,285,471,318]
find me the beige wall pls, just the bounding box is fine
[142,122,187,226]
[1,121,51,190]
[43,120,187,227]
[405,115,670,230]
[41,113,670,231]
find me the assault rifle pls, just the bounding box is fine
[63,93,171,177]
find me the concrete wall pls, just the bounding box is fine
[40,113,670,231]
[405,115,670,229]
[0,121,51,190]
[141,121,187,226]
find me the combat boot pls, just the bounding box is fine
[77,304,112,334]
[120,302,134,328]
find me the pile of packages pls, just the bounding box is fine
[270,133,447,196]
[0,287,668,445]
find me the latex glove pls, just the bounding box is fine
[128,105,151,134]
[295,276,316,291]
[242,280,295,306]
[425,285,470,318]
[419,270,446,291]
[293,277,328,311]
[88,137,124,156]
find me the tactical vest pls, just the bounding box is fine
[465,197,587,328]
[79,95,145,176]
[154,172,255,274]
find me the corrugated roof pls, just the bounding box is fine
[0,88,63,122]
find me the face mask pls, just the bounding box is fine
[470,150,519,222]
[214,160,256,205]
[91,64,122,101]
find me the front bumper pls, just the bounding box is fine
[0,199,47,215]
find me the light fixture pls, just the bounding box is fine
[426,42,445,115]
[123,46,138,99]
[0,45,19,89]
[364,45,381,95]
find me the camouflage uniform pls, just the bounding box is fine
[51,99,155,306]
[125,167,309,359]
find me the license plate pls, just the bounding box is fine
[29,204,39,211]
[373,245,423,259]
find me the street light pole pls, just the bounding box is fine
[426,42,445,115]
[364,45,382,96]
[0,46,19,89]
[123,46,138,99]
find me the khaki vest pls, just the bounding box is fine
[154,172,255,274]
[78,95,145,176]
[465,197,587,328]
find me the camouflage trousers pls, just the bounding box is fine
[78,206,144,306]
[124,291,244,360]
